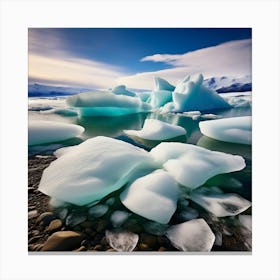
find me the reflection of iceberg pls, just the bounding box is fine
[199,116,251,145]
[67,91,151,116]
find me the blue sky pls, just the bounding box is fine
[29,28,252,89]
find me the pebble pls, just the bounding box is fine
[93,244,103,251]
[138,243,149,251]
[41,231,83,251]
[46,219,62,233]
[139,233,158,249]
[29,235,43,244]
[28,210,39,219]
[158,246,167,252]
[106,248,117,252]
[96,219,108,232]
[74,246,86,252]
[36,212,56,226]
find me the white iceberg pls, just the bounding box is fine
[39,136,155,206]
[166,219,215,251]
[120,170,179,224]
[66,91,151,116]
[28,120,84,146]
[124,119,186,141]
[150,142,245,189]
[40,108,78,116]
[154,77,175,91]
[199,116,252,145]
[111,85,136,97]
[190,188,251,217]
[172,74,231,112]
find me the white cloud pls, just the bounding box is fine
[118,39,252,90]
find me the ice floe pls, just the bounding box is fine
[124,119,186,140]
[166,219,215,251]
[199,116,252,145]
[111,85,136,97]
[39,136,155,206]
[120,170,179,224]
[66,91,151,116]
[28,120,84,146]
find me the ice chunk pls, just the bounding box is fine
[239,215,252,231]
[40,108,78,116]
[65,212,87,227]
[176,207,199,222]
[28,120,84,146]
[66,91,151,116]
[111,85,136,97]
[172,74,231,112]
[166,219,215,251]
[150,90,173,108]
[120,170,179,224]
[124,119,186,141]
[106,229,139,252]
[150,142,246,189]
[88,204,109,218]
[154,77,175,91]
[199,116,252,145]
[39,136,155,206]
[110,210,131,227]
[190,190,251,217]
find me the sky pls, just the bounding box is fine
[28,28,252,90]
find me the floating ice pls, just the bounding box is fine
[166,219,215,251]
[199,116,252,145]
[39,136,154,206]
[106,229,139,252]
[190,189,251,217]
[66,91,151,116]
[150,142,246,189]
[239,215,252,231]
[28,120,84,146]
[124,119,186,141]
[150,90,173,108]
[120,170,179,224]
[40,108,78,116]
[110,210,131,227]
[154,77,175,91]
[88,204,109,218]
[172,74,231,112]
[111,85,136,97]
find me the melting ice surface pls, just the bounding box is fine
[199,116,252,145]
[124,119,186,140]
[28,120,84,146]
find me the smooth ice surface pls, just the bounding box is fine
[124,119,186,141]
[172,74,231,112]
[150,142,246,189]
[199,116,252,145]
[28,120,84,146]
[39,136,154,206]
[120,170,179,224]
[40,108,78,116]
[166,219,215,251]
[66,91,151,116]
[106,229,139,252]
[239,215,252,231]
[111,85,136,97]
[190,189,251,217]
[154,77,175,91]
[150,90,173,108]
[110,210,130,227]
[88,204,109,218]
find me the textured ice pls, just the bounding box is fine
[172,74,231,112]
[110,210,131,227]
[239,215,252,231]
[150,142,246,189]
[88,204,109,218]
[40,108,78,116]
[106,229,139,252]
[166,219,215,251]
[66,91,151,116]
[28,120,84,146]
[154,77,175,91]
[111,85,136,97]
[199,116,252,145]
[150,90,173,108]
[190,189,251,217]
[39,136,154,206]
[176,207,199,222]
[120,170,179,224]
[124,119,186,141]
[65,212,87,227]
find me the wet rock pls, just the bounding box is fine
[36,212,56,226]
[96,219,108,233]
[138,243,149,251]
[158,246,167,251]
[46,219,63,233]
[88,204,108,218]
[93,244,103,251]
[41,231,83,251]
[74,246,86,252]
[139,233,158,249]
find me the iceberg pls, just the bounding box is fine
[150,90,173,108]
[154,77,175,91]
[39,136,155,206]
[120,170,179,224]
[190,188,251,217]
[150,142,245,189]
[199,116,252,145]
[166,219,215,251]
[66,91,151,116]
[111,85,136,97]
[172,74,231,112]
[40,108,78,116]
[124,119,186,141]
[28,120,84,146]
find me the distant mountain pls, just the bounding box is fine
[28,83,92,97]
[203,75,252,93]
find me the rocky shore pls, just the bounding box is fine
[28,156,251,253]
